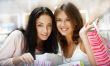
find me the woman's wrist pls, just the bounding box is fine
[79,31,87,39]
[12,56,21,65]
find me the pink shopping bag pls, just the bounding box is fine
[87,29,110,66]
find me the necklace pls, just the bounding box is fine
[64,57,72,63]
[64,43,77,63]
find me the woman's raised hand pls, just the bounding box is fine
[79,22,94,39]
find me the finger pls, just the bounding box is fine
[25,53,34,64]
[19,55,26,63]
[21,53,31,64]
[28,53,34,61]
[84,22,93,28]
[87,24,95,31]
[23,54,30,64]
[88,19,95,25]
[84,22,88,28]
[96,18,100,25]
[27,53,34,64]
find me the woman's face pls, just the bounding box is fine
[36,14,52,40]
[56,11,73,37]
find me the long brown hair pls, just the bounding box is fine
[54,2,83,50]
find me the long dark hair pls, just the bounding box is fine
[54,2,83,49]
[24,7,58,59]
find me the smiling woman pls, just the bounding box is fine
[54,2,97,66]
[36,14,52,41]
[0,7,58,66]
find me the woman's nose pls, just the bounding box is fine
[43,27,48,34]
[61,20,66,26]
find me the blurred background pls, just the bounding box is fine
[0,0,110,46]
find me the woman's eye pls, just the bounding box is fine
[66,18,70,21]
[56,19,61,22]
[47,24,52,27]
[37,24,43,27]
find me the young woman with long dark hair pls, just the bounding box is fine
[0,7,58,66]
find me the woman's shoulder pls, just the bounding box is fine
[8,30,24,39]
[11,30,23,35]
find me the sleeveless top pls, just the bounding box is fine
[63,44,91,66]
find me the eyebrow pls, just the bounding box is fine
[56,18,61,19]
[37,21,43,24]
[48,23,52,24]
[37,21,52,25]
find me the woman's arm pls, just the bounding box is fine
[79,23,97,66]
[0,30,34,65]
[0,30,24,65]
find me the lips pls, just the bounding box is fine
[42,34,48,37]
[61,28,68,31]
[59,28,68,35]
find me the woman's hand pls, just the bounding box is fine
[13,53,34,65]
[79,22,94,39]
[19,53,34,64]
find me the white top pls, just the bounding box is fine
[0,30,63,66]
[63,44,90,66]
[0,30,90,66]
[0,30,25,66]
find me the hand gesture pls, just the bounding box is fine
[19,53,34,64]
[79,22,94,39]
